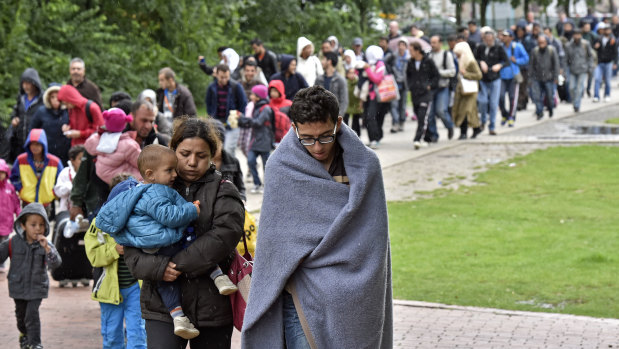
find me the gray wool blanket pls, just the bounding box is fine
[242,123,393,348]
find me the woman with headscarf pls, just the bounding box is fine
[452,42,483,139]
[360,45,390,149]
[343,49,357,70]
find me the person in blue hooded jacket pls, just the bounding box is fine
[499,30,529,127]
[270,54,309,100]
[96,144,238,341]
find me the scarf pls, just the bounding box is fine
[242,123,393,348]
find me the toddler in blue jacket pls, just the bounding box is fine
[96,144,237,340]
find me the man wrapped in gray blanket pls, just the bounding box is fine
[242,85,393,349]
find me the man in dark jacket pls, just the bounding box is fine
[206,64,248,158]
[67,57,103,108]
[3,68,45,164]
[251,38,278,81]
[406,42,439,149]
[592,23,618,102]
[156,67,197,123]
[565,29,595,112]
[529,35,560,119]
[475,30,510,135]
[315,52,348,117]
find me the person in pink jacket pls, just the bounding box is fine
[84,108,142,185]
[0,158,21,271]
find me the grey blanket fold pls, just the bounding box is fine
[242,123,393,348]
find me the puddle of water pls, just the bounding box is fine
[573,125,619,135]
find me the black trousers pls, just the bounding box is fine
[145,319,233,349]
[343,113,362,137]
[413,99,432,142]
[15,298,42,346]
[363,99,390,142]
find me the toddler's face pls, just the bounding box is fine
[21,214,46,244]
[0,171,6,182]
[147,155,178,187]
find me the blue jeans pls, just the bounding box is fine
[428,87,453,140]
[477,79,501,131]
[569,72,587,109]
[594,62,613,98]
[247,150,270,186]
[99,282,146,349]
[532,80,555,116]
[283,292,311,349]
[390,85,407,126]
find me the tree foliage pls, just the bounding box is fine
[0,0,397,125]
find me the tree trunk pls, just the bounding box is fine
[472,0,476,20]
[524,0,529,15]
[456,0,463,26]
[480,0,489,27]
[610,0,615,14]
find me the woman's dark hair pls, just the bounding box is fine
[289,85,339,125]
[68,145,85,161]
[114,99,132,115]
[109,91,132,108]
[170,116,219,157]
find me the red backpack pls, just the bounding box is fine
[261,105,291,143]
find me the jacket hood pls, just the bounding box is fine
[0,158,9,174]
[43,85,62,109]
[297,37,314,59]
[366,45,384,65]
[57,84,87,109]
[24,128,49,156]
[138,89,157,104]
[14,203,50,238]
[280,54,295,72]
[20,68,43,96]
[221,48,240,71]
[268,80,286,98]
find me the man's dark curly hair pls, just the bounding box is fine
[289,86,339,125]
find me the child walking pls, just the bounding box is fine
[10,129,63,208]
[0,158,21,272]
[96,144,238,340]
[84,107,142,185]
[0,203,62,349]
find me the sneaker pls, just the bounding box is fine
[398,123,405,132]
[501,117,507,126]
[250,185,263,194]
[593,97,600,103]
[413,141,421,149]
[574,106,580,113]
[173,316,200,339]
[536,113,543,120]
[489,130,497,136]
[28,345,43,349]
[458,133,467,140]
[19,333,28,349]
[508,118,515,127]
[390,127,398,133]
[368,140,378,149]
[214,275,238,295]
[604,96,611,102]
[472,127,482,139]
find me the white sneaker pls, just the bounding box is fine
[604,96,611,102]
[173,316,200,339]
[214,275,238,295]
[413,141,421,150]
[368,140,378,149]
[250,185,263,194]
[420,141,429,148]
[593,97,600,103]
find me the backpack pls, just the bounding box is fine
[261,104,291,144]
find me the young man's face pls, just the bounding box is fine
[29,141,43,158]
[293,117,342,164]
[132,105,156,139]
[217,70,231,87]
[269,87,280,99]
[22,214,46,244]
[244,65,257,82]
[22,81,36,96]
[251,44,262,55]
[145,154,178,187]
[301,45,312,59]
[158,74,171,90]
[321,42,331,54]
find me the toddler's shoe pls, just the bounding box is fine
[173,316,200,339]
[214,275,238,295]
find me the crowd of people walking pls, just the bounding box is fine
[0,8,616,349]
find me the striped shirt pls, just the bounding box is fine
[117,255,137,289]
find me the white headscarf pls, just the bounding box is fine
[453,42,475,74]
[220,48,240,72]
[365,45,384,65]
[327,35,339,50]
[343,49,357,70]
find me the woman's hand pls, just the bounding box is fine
[163,262,181,281]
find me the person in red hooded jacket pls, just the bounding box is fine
[57,84,104,146]
[268,80,292,112]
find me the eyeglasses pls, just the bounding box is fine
[295,122,337,146]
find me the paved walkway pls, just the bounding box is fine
[2,93,619,348]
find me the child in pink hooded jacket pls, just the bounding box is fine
[0,158,20,270]
[84,108,142,185]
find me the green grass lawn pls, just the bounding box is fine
[605,117,619,125]
[389,145,619,318]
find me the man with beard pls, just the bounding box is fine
[565,29,595,112]
[67,58,102,108]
